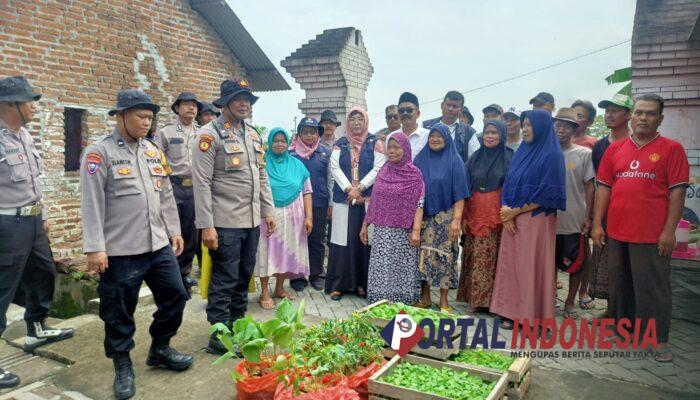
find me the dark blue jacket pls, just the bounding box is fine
[290,144,332,208]
[422,117,475,163]
[332,135,377,203]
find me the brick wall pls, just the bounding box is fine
[632,40,700,169]
[0,0,247,259]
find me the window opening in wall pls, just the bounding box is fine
[64,108,85,172]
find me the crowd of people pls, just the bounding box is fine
[0,74,690,399]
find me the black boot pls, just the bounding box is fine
[206,332,228,355]
[0,367,20,389]
[146,343,193,371]
[24,320,75,351]
[112,354,135,400]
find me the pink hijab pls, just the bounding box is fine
[365,133,424,230]
[290,134,319,159]
[346,106,370,164]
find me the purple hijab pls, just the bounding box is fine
[365,133,424,229]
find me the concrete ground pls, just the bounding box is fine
[0,264,698,399]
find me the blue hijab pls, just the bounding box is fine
[265,127,310,207]
[413,123,471,216]
[501,110,566,216]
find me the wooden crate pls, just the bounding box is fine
[368,355,509,400]
[444,347,531,400]
[358,299,468,359]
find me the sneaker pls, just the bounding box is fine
[24,321,75,351]
[290,278,308,292]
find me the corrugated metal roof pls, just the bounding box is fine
[190,0,290,92]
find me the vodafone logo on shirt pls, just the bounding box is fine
[615,159,656,180]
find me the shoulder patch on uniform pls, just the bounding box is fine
[85,152,102,175]
[199,133,215,152]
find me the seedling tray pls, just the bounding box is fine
[368,354,509,400]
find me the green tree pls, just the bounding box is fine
[588,114,608,138]
[605,67,631,96]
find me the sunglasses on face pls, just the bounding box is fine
[385,114,399,120]
[398,108,415,115]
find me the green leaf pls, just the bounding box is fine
[605,67,631,85]
[260,319,282,338]
[242,320,264,342]
[295,298,305,324]
[271,324,294,348]
[213,351,236,365]
[209,322,230,336]
[275,298,296,324]
[232,316,254,335]
[241,338,267,362]
[617,82,632,97]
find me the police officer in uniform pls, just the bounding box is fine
[197,101,220,126]
[0,76,74,389]
[81,89,192,399]
[155,92,202,294]
[191,79,275,354]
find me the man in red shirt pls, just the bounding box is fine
[592,94,689,363]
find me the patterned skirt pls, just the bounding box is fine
[419,210,459,289]
[457,230,500,307]
[367,226,422,304]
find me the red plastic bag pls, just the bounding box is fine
[274,374,359,400]
[235,359,285,400]
[346,361,385,400]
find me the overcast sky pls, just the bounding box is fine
[229,0,635,132]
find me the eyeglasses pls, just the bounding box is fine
[398,108,415,115]
[348,117,364,123]
[385,114,399,121]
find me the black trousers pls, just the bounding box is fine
[206,227,259,325]
[171,179,198,277]
[290,207,328,287]
[98,245,187,357]
[0,214,55,335]
[607,238,672,343]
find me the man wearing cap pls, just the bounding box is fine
[191,79,275,354]
[503,106,523,152]
[81,89,192,399]
[393,92,429,159]
[460,106,474,127]
[552,108,595,319]
[289,117,333,292]
[0,76,75,389]
[319,109,341,149]
[197,101,221,126]
[422,91,480,162]
[482,104,503,125]
[592,94,632,171]
[530,92,555,113]
[155,92,203,295]
[375,105,401,143]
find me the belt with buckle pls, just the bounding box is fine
[0,202,42,216]
[171,176,193,187]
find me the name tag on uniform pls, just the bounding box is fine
[169,138,184,144]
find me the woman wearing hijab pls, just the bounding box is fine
[489,110,566,329]
[288,117,333,292]
[326,107,386,301]
[361,133,425,304]
[457,119,513,313]
[255,127,313,309]
[413,123,470,312]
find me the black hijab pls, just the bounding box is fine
[466,119,513,193]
